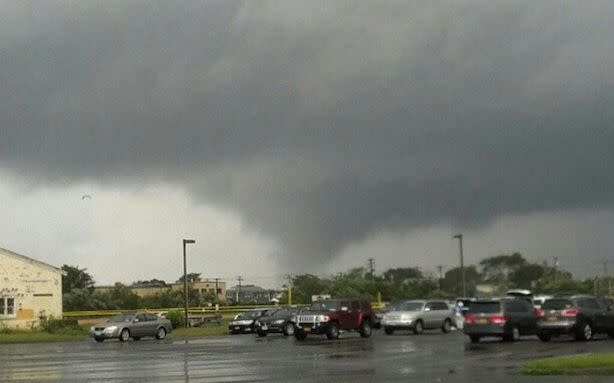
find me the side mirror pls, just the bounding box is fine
[341,306,348,312]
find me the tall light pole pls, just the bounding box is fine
[453,234,466,297]
[183,239,196,328]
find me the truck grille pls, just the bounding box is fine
[297,315,319,323]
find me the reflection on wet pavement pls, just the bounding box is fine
[1,332,613,382]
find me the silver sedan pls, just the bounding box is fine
[90,312,172,342]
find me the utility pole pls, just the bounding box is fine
[453,234,466,297]
[286,275,293,306]
[182,239,196,328]
[236,276,243,304]
[437,265,444,290]
[553,257,559,282]
[368,258,375,285]
[214,278,219,302]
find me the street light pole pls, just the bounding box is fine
[453,234,466,297]
[183,239,196,328]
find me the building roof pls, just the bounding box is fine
[0,247,65,274]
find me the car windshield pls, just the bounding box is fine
[468,302,501,314]
[396,302,424,311]
[236,311,261,319]
[310,301,340,311]
[109,314,134,323]
[542,299,573,310]
[273,309,290,317]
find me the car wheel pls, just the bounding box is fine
[384,327,394,335]
[94,337,104,343]
[326,323,340,340]
[283,323,295,336]
[132,337,141,341]
[575,322,592,341]
[538,332,551,342]
[294,331,307,341]
[257,329,268,337]
[412,320,424,335]
[155,327,167,340]
[359,320,372,338]
[441,319,452,334]
[470,335,480,344]
[119,329,130,342]
[503,326,520,342]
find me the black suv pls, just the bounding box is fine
[463,297,538,343]
[537,295,614,341]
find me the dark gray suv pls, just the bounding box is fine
[537,296,614,341]
[463,298,538,343]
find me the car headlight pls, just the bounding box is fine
[90,326,95,332]
[236,320,253,325]
[103,326,117,335]
[400,314,414,322]
[290,316,297,323]
[273,319,285,324]
[317,315,329,322]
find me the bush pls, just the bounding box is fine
[166,310,184,329]
[39,316,80,333]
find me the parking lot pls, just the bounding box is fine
[1,331,613,382]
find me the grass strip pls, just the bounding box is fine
[522,353,614,375]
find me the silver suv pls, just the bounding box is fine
[381,300,453,335]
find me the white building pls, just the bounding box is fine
[0,247,64,328]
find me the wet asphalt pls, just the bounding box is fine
[1,330,613,382]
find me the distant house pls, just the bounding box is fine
[0,247,64,328]
[226,284,280,304]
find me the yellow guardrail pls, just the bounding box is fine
[64,302,388,318]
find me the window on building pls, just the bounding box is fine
[0,297,15,316]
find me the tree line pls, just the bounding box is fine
[282,252,612,304]
[61,253,612,311]
[61,266,218,311]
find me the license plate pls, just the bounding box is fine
[234,326,240,330]
[303,327,312,333]
[477,319,488,324]
[547,317,557,321]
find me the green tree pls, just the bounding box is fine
[288,274,329,304]
[95,283,140,309]
[479,253,527,292]
[63,288,106,311]
[177,273,202,283]
[61,265,95,294]
[509,264,545,289]
[440,266,480,296]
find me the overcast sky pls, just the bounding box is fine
[1,1,613,287]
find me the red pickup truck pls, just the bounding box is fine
[292,299,374,340]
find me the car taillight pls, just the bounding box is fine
[464,315,476,324]
[488,315,507,324]
[535,309,544,317]
[562,309,578,317]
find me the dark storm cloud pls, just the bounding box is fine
[2,1,614,263]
